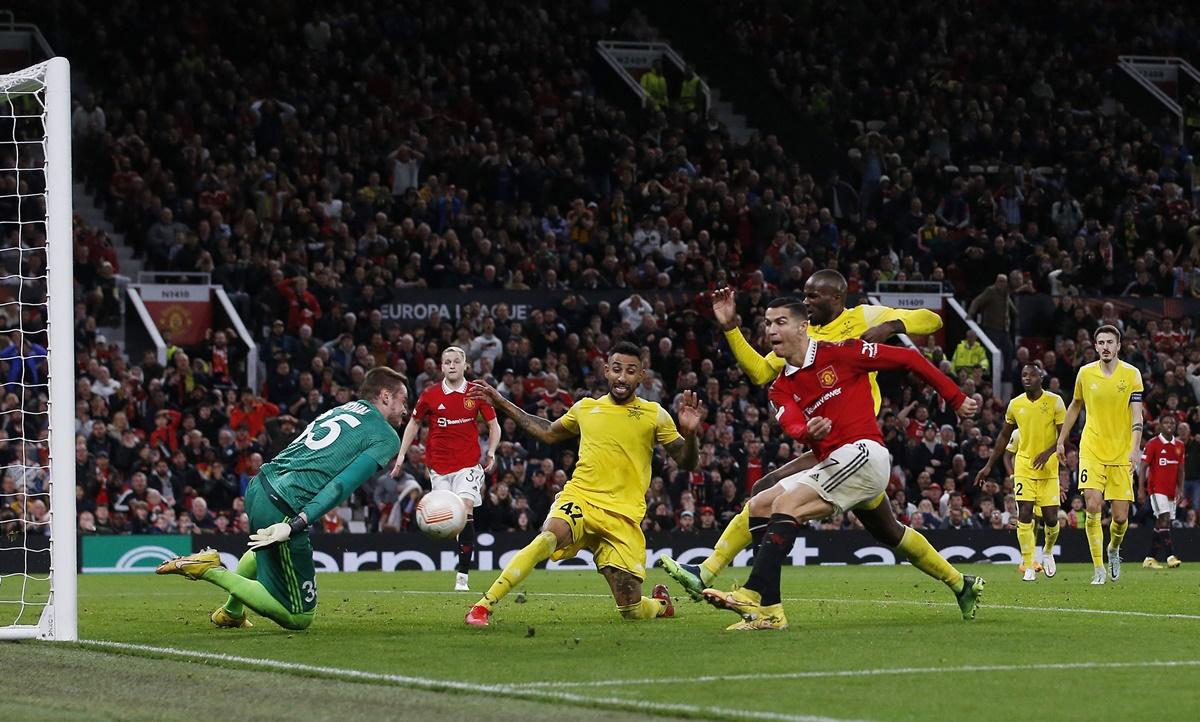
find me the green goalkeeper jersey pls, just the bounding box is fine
[259,400,400,516]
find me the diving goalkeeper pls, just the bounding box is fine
[156,367,406,630]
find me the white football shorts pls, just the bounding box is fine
[430,465,485,508]
[778,439,891,515]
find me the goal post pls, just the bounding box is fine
[0,56,76,641]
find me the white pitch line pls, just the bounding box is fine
[77,639,874,722]
[511,659,1200,690]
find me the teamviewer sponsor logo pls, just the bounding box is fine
[805,387,842,415]
[436,417,476,428]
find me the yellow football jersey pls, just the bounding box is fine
[557,395,682,521]
[1073,361,1144,465]
[726,304,942,413]
[1005,392,1066,479]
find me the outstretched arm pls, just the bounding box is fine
[850,341,972,414]
[249,453,382,550]
[860,306,943,343]
[712,286,784,385]
[975,421,1015,486]
[392,417,422,477]
[723,328,786,385]
[301,453,379,522]
[468,381,575,444]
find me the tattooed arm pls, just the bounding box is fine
[468,381,576,444]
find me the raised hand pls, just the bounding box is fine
[711,287,738,331]
[467,380,502,405]
[676,390,705,437]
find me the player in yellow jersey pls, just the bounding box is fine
[1004,430,1045,573]
[661,269,944,599]
[464,341,703,626]
[975,361,1066,581]
[1055,325,1144,585]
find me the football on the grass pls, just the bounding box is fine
[416,490,467,539]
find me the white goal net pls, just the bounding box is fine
[0,57,75,641]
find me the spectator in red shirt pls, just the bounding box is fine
[277,275,322,333]
[149,409,182,457]
[521,357,549,398]
[1153,318,1184,354]
[229,390,279,438]
[534,372,573,409]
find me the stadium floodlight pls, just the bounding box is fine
[0,57,76,641]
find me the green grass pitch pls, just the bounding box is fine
[4,564,1200,721]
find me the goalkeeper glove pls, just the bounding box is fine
[247,515,309,550]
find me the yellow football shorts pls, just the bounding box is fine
[1078,457,1134,502]
[1014,476,1060,508]
[549,489,647,580]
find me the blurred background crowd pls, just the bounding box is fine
[5,0,1200,540]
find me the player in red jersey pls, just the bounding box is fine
[1138,415,1186,569]
[394,346,500,591]
[703,298,984,630]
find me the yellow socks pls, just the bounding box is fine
[477,531,556,611]
[1085,512,1104,568]
[896,527,964,593]
[701,505,753,584]
[617,596,669,620]
[1109,519,1128,551]
[1043,521,1060,554]
[1016,521,1035,568]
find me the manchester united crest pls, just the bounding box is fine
[818,365,838,388]
[463,398,476,410]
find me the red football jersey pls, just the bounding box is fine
[1141,434,1185,496]
[414,380,497,475]
[769,340,966,460]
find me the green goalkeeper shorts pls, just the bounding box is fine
[245,478,318,614]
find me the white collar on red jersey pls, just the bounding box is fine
[782,340,819,376]
[441,378,468,394]
[1159,434,1176,444]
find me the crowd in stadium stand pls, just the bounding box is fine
[20,0,1200,542]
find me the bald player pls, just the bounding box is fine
[661,269,944,599]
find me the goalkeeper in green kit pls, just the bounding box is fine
[157,367,407,630]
